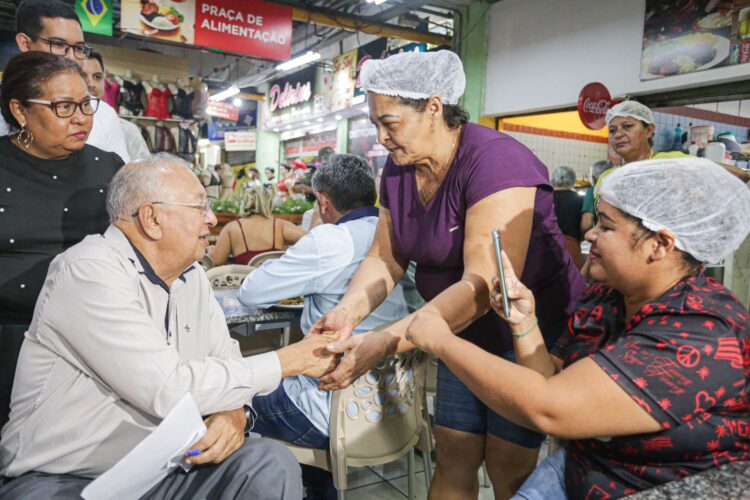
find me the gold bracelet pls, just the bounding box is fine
[511,318,538,339]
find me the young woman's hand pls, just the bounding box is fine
[489,250,536,327]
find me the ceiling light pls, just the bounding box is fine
[209,85,240,101]
[304,121,311,125]
[366,0,387,4]
[335,115,342,120]
[286,125,292,129]
[273,128,280,132]
[232,98,242,107]
[316,117,324,122]
[276,51,321,72]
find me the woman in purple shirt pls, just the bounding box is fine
[311,51,584,498]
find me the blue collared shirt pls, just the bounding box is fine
[238,209,410,435]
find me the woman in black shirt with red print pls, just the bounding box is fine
[404,158,750,498]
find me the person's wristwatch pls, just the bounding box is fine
[243,405,256,435]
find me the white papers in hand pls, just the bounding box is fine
[81,393,206,500]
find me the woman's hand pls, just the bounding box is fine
[319,329,398,391]
[489,250,536,327]
[404,310,454,355]
[308,308,356,343]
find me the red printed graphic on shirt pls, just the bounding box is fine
[551,274,750,498]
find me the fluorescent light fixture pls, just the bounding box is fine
[209,85,240,101]
[286,124,292,129]
[366,0,387,4]
[304,121,311,125]
[232,98,242,107]
[335,114,342,120]
[360,105,369,113]
[273,128,280,132]
[352,94,366,105]
[276,51,321,72]
[316,117,324,122]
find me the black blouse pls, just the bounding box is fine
[0,137,123,323]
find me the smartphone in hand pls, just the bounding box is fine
[492,229,511,318]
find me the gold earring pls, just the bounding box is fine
[18,123,33,149]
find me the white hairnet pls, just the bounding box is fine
[605,101,655,126]
[599,158,750,264]
[359,50,465,105]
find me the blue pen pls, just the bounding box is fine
[186,449,201,457]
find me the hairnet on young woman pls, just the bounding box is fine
[359,50,466,105]
[605,101,655,126]
[598,158,750,264]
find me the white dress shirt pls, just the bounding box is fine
[0,101,130,163]
[239,212,410,435]
[0,225,280,478]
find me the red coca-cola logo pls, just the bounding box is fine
[578,82,612,130]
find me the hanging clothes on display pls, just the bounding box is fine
[191,85,209,120]
[154,124,176,153]
[171,88,193,119]
[177,123,197,162]
[103,79,120,110]
[140,125,154,153]
[120,80,144,116]
[145,87,172,120]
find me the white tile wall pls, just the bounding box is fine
[504,131,609,180]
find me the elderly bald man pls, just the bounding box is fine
[0,153,337,499]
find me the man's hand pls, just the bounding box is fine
[308,308,356,343]
[318,330,398,391]
[404,310,454,355]
[186,407,246,465]
[278,333,339,378]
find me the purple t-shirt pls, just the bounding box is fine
[379,123,585,354]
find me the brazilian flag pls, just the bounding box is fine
[75,0,113,36]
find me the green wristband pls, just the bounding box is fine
[511,318,538,339]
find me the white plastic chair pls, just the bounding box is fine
[247,250,285,268]
[205,264,255,289]
[283,349,433,499]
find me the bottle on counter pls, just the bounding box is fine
[705,139,727,164]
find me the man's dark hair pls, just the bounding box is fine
[16,0,81,39]
[317,146,335,164]
[88,50,104,71]
[312,154,376,213]
[0,51,85,130]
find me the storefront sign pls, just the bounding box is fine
[577,82,612,130]
[640,0,750,81]
[208,99,257,140]
[194,0,292,60]
[76,0,113,36]
[264,66,317,128]
[120,0,290,60]
[269,80,312,112]
[224,131,256,151]
[284,130,337,157]
[330,48,357,112]
[207,100,240,122]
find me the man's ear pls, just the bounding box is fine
[16,33,31,52]
[316,192,330,217]
[134,205,163,241]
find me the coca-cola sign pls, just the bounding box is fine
[577,82,612,130]
[269,81,312,111]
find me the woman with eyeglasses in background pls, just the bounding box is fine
[0,51,124,429]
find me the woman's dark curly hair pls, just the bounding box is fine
[0,51,86,131]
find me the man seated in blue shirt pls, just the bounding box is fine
[238,154,412,499]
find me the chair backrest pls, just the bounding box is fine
[198,253,215,271]
[205,264,255,289]
[247,250,285,268]
[330,350,427,464]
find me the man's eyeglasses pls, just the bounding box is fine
[25,98,100,118]
[131,201,213,218]
[35,37,92,60]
